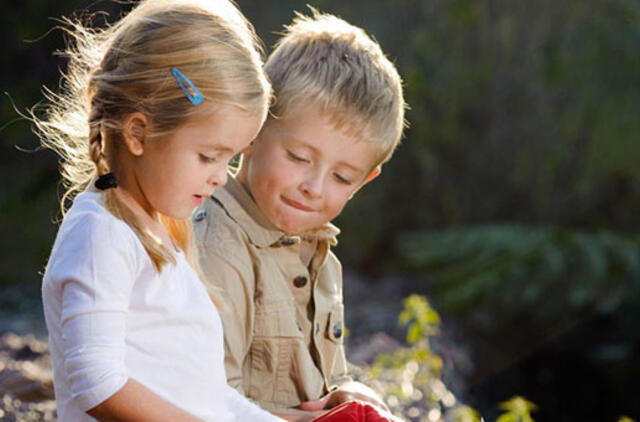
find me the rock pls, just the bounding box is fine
[0,332,56,420]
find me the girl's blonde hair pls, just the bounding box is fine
[33,0,271,274]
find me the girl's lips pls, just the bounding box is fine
[192,195,204,205]
[281,196,314,212]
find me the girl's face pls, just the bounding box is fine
[127,104,264,220]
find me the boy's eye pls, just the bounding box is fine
[287,150,309,163]
[199,153,217,163]
[334,173,353,185]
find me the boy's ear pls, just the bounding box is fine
[240,139,256,157]
[350,166,382,199]
[122,112,149,156]
[362,166,381,185]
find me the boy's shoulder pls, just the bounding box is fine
[193,177,283,250]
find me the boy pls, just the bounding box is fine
[193,8,405,420]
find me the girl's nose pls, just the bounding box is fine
[209,165,228,187]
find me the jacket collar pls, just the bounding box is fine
[213,176,340,248]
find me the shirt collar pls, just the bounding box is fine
[213,176,340,248]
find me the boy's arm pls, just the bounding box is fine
[198,242,255,392]
[300,344,388,412]
[299,381,389,414]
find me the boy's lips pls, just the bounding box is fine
[281,196,314,212]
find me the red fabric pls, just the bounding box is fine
[311,401,393,422]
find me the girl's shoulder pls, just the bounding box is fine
[47,192,145,275]
[61,191,136,244]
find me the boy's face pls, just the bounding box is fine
[237,107,380,234]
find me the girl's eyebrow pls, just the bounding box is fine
[200,144,234,153]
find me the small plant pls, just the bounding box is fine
[362,294,634,421]
[496,396,537,422]
[363,295,466,421]
[451,405,482,422]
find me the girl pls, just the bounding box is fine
[35,1,282,420]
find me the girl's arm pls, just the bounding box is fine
[87,379,202,422]
[224,383,285,422]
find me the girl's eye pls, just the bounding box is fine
[334,173,353,185]
[287,150,309,163]
[199,153,217,163]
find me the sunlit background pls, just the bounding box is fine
[2,1,640,421]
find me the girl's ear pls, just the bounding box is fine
[122,112,149,156]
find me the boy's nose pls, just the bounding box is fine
[300,173,323,198]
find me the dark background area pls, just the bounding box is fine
[2,0,640,420]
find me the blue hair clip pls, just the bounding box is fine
[171,67,204,106]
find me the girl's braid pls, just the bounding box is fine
[87,100,110,176]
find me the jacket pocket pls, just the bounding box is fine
[249,301,311,407]
[254,300,304,338]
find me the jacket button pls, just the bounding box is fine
[333,324,343,339]
[293,276,308,288]
[281,238,295,246]
[193,209,207,222]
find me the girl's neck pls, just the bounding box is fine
[113,187,178,252]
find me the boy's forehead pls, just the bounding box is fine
[267,105,362,139]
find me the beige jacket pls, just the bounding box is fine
[193,177,351,412]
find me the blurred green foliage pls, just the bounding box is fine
[397,224,640,388]
[399,294,441,344]
[399,225,640,315]
[451,406,482,422]
[496,396,537,422]
[367,295,635,421]
[364,295,459,421]
[332,0,640,271]
[4,0,640,285]
[365,295,536,421]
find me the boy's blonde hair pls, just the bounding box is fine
[265,8,406,166]
[33,0,271,273]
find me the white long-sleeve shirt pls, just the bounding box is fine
[42,191,280,422]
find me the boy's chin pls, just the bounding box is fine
[274,220,315,235]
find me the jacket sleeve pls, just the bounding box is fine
[328,342,352,390]
[322,253,353,390]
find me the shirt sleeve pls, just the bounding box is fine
[198,239,255,394]
[225,384,284,421]
[51,214,138,411]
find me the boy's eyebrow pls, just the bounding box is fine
[285,136,367,174]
